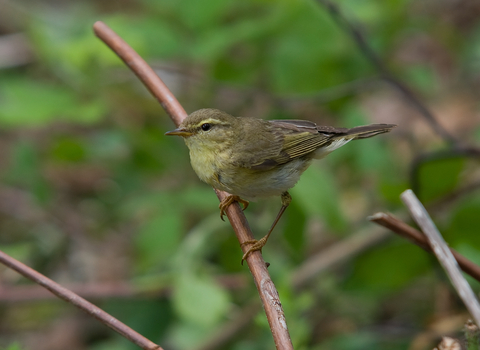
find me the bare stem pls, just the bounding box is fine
[194,221,392,350]
[93,21,293,350]
[0,250,161,350]
[400,189,480,326]
[368,212,480,283]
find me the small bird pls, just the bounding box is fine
[166,108,396,262]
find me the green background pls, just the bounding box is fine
[1,0,480,349]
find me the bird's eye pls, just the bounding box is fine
[201,123,211,131]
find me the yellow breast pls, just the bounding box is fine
[185,137,229,189]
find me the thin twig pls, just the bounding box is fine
[401,189,480,326]
[0,250,161,350]
[315,0,458,146]
[194,221,392,350]
[91,23,187,126]
[368,212,480,283]
[93,21,293,350]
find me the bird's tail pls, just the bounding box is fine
[343,124,397,140]
[313,123,396,159]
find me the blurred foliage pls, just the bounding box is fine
[0,0,480,349]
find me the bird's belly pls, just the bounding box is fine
[219,158,312,201]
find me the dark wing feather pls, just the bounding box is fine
[268,120,333,164]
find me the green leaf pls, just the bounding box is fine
[418,157,465,202]
[173,272,230,327]
[347,241,431,292]
[445,196,480,249]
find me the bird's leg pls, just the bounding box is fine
[241,191,292,264]
[219,195,249,221]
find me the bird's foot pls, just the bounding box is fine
[219,195,249,221]
[240,236,269,264]
[239,192,291,265]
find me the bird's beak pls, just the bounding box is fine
[165,127,193,137]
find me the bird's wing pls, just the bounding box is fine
[268,120,333,164]
[232,119,334,170]
[236,120,396,170]
[229,118,285,170]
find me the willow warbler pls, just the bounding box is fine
[166,108,395,262]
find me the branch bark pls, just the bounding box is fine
[93,21,293,350]
[0,250,161,350]
[400,189,480,326]
[369,212,480,283]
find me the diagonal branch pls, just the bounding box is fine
[93,21,293,350]
[400,189,480,326]
[368,212,480,283]
[0,250,161,350]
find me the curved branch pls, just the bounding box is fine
[93,21,293,350]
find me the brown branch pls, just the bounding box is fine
[400,190,480,325]
[92,23,187,126]
[0,250,161,350]
[190,224,387,348]
[93,21,293,350]
[194,222,392,350]
[368,212,480,283]
[315,0,459,146]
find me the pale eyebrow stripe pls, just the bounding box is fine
[194,118,229,128]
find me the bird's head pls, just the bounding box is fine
[165,108,238,149]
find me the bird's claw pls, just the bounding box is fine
[240,237,267,265]
[218,195,249,221]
